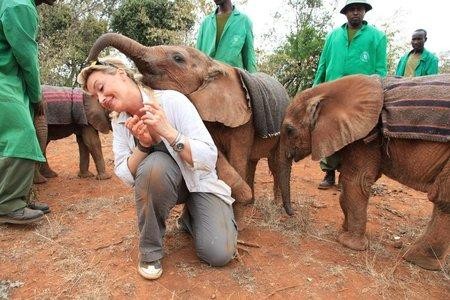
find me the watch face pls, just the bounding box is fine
[174,141,184,152]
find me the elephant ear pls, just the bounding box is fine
[188,64,251,127]
[309,75,383,160]
[83,92,111,134]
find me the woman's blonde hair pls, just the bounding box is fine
[77,56,141,94]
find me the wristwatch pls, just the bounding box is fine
[170,132,185,152]
[172,135,185,152]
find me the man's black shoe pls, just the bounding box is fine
[318,170,335,190]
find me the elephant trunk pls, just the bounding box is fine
[279,157,293,215]
[34,113,47,154]
[87,33,149,71]
[83,94,111,134]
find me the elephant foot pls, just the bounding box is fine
[283,201,294,216]
[231,180,253,205]
[78,171,95,178]
[96,172,112,180]
[33,172,48,184]
[233,203,249,232]
[338,232,368,251]
[403,244,446,271]
[40,168,58,178]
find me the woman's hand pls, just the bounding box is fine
[140,102,177,143]
[125,115,154,147]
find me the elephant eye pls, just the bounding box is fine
[172,53,185,63]
[285,124,296,137]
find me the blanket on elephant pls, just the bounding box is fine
[42,85,88,125]
[238,69,290,138]
[381,75,450,143]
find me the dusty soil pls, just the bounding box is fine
[1,133,449,299]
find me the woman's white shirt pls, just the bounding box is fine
[111,89,234,205]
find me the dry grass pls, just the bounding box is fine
[248,194,314,244]
[65,195,133,219]
[231,265,256,292]
[0,280,23,300]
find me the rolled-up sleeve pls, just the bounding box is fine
[111,119,135,187]
[161,91,218,171]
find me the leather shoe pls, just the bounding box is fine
[0,207,44,224]
[28,202,50,214]
[318,170,335,190]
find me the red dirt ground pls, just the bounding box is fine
[1,133,449,299]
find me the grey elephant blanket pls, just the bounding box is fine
[42,85,88,125]
[238,69,290,138]
[381,75,450,143]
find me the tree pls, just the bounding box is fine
[38,1,108,86]
[110,0,196,46]
[439,52,450,73]
[258,0,336,97]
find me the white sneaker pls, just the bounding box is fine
[138,260,162,280]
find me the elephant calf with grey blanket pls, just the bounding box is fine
[34,85,112,183]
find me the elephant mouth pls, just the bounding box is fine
[289,148,302,162]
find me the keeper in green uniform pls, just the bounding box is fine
[0,0,56,224]
[395,29,439,77]
[196,0,257,73]
[313,0,387,189]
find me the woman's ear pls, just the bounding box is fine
[116,68,127,80]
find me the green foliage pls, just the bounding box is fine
[379,22,409,75]
[259,0,333,97]
[110,0,195,46]
[38,1,108,86]
[439,52,450,73]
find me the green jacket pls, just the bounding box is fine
[0,0,44,162]
[314,21,387,85]
[196,6,257,73]
[395,48,439,77]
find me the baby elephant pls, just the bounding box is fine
[281,74,449,271]
[34,85,112,182]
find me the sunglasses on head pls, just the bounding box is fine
[88,60,117,68]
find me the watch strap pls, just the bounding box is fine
[136,141,153,153]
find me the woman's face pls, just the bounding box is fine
[86,69,133,113]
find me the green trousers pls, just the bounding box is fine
[319,152,341,172]
[0,157,34,214]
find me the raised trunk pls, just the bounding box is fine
[87,33,149,72]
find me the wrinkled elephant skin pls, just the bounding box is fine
[87,33,293,215]
[280,74,450,270]
[34,86,112,182]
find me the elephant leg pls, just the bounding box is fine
[216,151,252,204]
[81,126,111,180]
[76,133,95,178]
[404,161,450,270]
[404,206,450,270]
[39,141,58,178]
[246,159,258,203]
[337,143,381,250]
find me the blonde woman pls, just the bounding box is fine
[77,57,237,280]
